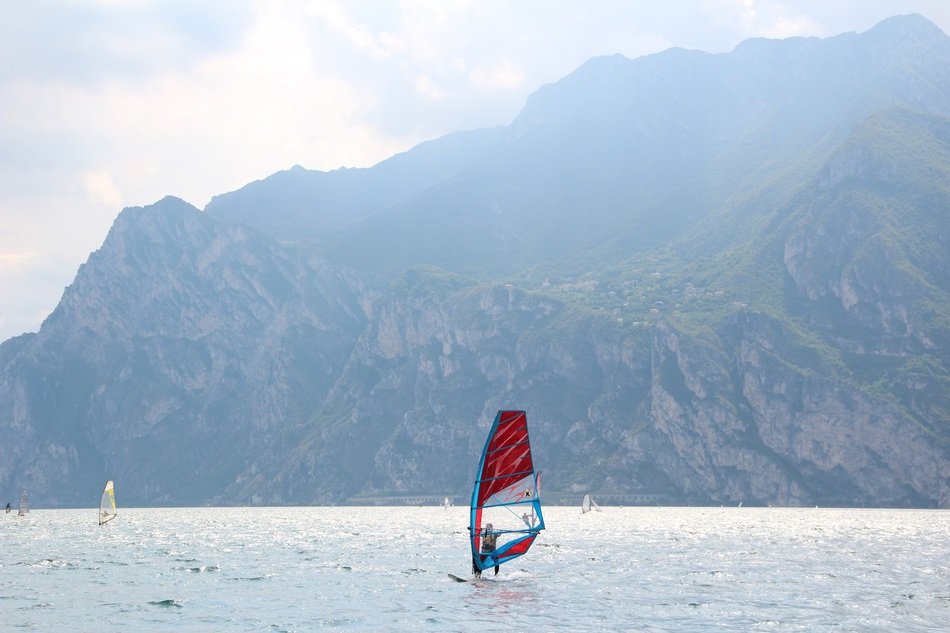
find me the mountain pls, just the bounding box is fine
[204,127,506,242]
[1,15,948,508]
[0,198,370,504]
[210,14,950,279]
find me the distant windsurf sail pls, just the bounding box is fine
[581,494,602,513]
[99,480,117,525]
[469,410,544,574]
[17,489,29,516]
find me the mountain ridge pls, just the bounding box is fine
[1,15,948,508]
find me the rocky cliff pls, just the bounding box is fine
[1,16,948,508]
[0,198,370,505]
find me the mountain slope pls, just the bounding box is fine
[0,197,370,504]
[210,14,950,282]
[1,16,948,508]
[204,127,505,242]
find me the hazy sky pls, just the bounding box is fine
[1,1,948,342]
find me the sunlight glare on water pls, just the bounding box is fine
[1,506,947,631]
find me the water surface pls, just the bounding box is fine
[2,506,947,631]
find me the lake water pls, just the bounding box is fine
[2,506,947,631]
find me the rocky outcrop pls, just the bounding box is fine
[783,110,950,354]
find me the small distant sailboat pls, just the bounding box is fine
[442,496,453,509]
[99,480,117,525]
[581,493,602,513]
[17,489,29,516]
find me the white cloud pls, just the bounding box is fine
[414,74,447,99]
[0,251,39,271]
[83,170,123,207]
[14,2,399,209]
[761,15,822,39]
[469,61,524,91]
[304,0,393,59]
[701,0,823,40]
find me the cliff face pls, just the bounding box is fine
[219,284,947,508]
[0,197,946,507]
[0,198,370,505]
[783,111,950,357]
[1,17,949,508]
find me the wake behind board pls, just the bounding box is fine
[447,573,470,583]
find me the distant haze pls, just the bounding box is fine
[2,1,950,342]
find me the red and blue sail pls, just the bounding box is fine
[470,410,544,572]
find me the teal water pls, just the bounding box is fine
[2,506,947,631]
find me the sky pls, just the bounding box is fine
[1,1,949,342]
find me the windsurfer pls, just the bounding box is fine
[4,502,9,513]
[475,523,500,577]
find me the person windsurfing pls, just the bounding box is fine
[473,522,499,578]
[4,502,9,513]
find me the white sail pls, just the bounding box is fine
[581,493,602,513]
[99,480,117,525]
[17,489,29,516]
